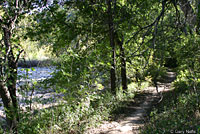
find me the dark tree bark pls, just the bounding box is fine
[178,0,196,26]
[107,0,116,94]
[0,0,38,131]
[196,0,200,34]
[0,82,17,129]
[0,25,19,131]
[178,0,199,32]
[115,34,127,92]
[119,41,127,92]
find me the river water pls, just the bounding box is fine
[17,67,55,82]
[0,67,63,120]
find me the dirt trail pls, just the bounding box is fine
[87,71,176,134]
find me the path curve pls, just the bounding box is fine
[87,71,176,134]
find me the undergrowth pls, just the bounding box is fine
[0,82,142,134]
[15,91,134,134]
[141,73,200,134]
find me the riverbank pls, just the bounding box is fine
[17,59,59,68]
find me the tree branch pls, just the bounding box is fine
[126,0,167,45]
[15,0,19,8]
[15,49,24,64]
[0,15,2,20]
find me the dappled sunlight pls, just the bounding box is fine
[0,0,199,133]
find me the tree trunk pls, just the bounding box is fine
[197,0,200,34]
[107,0,116,94]
[115,34,127,92]
[0,82,18,130]
[119,42,127,91]
[178,0,196,28]
[0,0,37,132]
[0,26,18,132]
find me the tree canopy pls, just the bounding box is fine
[0,0,199,133]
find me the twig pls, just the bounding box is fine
[125,0,167,45]
[157,85,165,104]
[15,49,24,64]
[125,0,167,61]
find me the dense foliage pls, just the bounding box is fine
[0,0,199,133]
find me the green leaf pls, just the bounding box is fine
[31,67,36,71]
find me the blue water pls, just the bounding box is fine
[17,67,55,82]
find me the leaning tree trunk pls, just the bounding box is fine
[107,0,116,94]
[0,26,19,131]
[0,0,44,132]
[0,82,18,130]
